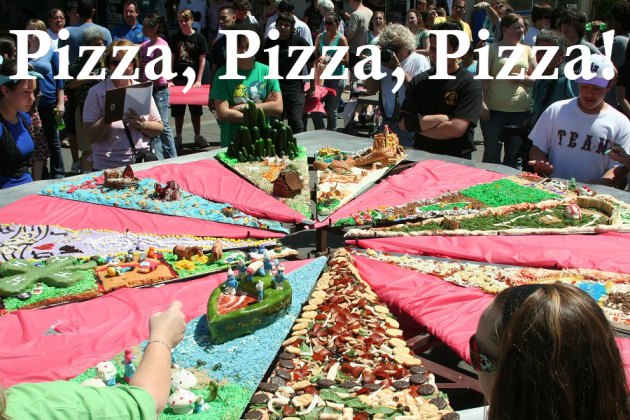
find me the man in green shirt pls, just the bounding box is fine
[211,34,283,147]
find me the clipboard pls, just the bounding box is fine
[104,81,154,123]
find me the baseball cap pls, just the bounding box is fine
[575,54,616,88]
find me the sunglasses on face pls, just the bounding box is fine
[469,334,498,373]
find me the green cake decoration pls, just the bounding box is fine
[207,252,291,344]
[0,256,96,297]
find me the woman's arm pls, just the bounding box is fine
[339,35,350,66]
[83,117,112,144]
[130,301,186,415]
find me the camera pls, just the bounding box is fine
[380,49,395,63]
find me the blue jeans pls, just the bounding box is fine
[38,103,65,178]
[153,88,177,159]
[481,110,530,168]
[323,79,343,131]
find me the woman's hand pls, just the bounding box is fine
[55,103,65,120]
[167,81,174,88]
[193,81,202,88]
[124,108,147,131]
[149,301,186,349]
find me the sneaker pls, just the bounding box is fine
[174,135,183,148]
[60,138,70,148]
[194,135,208,148]
[70,160,82,175]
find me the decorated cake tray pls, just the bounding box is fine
[243,249,459,419]
[346,195,630,238]
[315,127,407,221]
[217,104,312,219]
[39,166,288,233]
[356,249,630,331]
[0,242,298,315]
[216,149,311,220]
[0,223,278,262]
[334,177,562,228]
[68,257,328,419]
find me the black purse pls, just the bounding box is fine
[123,121,159,163]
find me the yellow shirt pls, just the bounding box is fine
[432,16,473,41]
[486,43,534,112]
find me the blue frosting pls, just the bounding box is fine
[41,175,288,233]
[578,281,608,303]
[147,257,327,417]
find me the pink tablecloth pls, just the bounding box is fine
[316,159,504,226]
[353,255,630,382]
[169,85,210,106]
[350,232,630,274]
[0,259,310,387]
[136,159,308,224]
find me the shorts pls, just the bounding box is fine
[171,104,203,118]
[75,107,92,153]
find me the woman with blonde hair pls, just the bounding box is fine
[83,39,163,170]
[480,13,536,168]
[473,283,629,420]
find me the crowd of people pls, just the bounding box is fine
[0,0,629,189]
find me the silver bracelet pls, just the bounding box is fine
[145,339,171,352]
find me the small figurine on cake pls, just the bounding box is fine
[263,250,273,274]
[256,279,264,302]
[274,264,285,289]
[122,349,136,383]
[95,361,117,386]
[223,268,239,295]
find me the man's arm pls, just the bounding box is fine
[597,165,627,188]
[346,13,359,44]
[528,145,554,177]
[420,117,471,139]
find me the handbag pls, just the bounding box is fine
[123,121,159,163]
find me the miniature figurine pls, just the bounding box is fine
[256,279,264,302]
[138,252,147,263]
[147,247,156,258]
[223,268,239,295]
[107,257,121,266]
[123,349,136,383]
[173,245,204,261]
[194,396,209,413]
[211,240,223,262]
[237,258,247,280]
[124,252,134,262]
[137,261,157,274]
[95,361,117,386]
[569,177,578,190]
[274,264,285,289]
[263,250,273,274]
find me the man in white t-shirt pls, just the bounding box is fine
[365,24,430,146]
[529,55,630,186]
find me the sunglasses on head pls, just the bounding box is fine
[469,334,498,373]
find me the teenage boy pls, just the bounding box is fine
[528,55,630,186]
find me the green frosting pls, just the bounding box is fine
[461,179,560,207]
[207,274,292,344]
[164,251,246,278]
[389,206,608,233]
[0,256,96,297]
[3,270,97,311]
